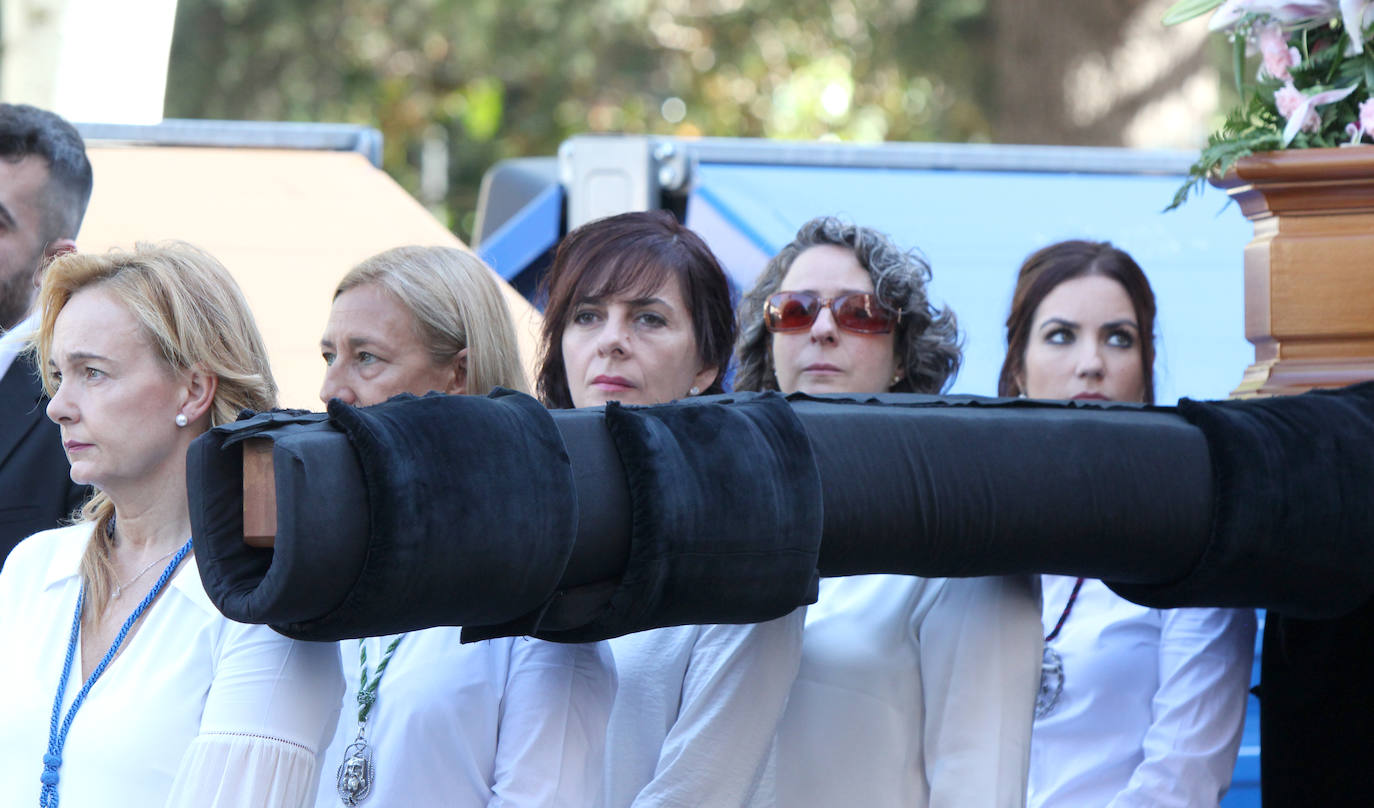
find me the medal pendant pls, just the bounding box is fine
[336,740,374,806]
[1036,646,1065,719]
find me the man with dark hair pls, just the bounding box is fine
[0,103,93,561]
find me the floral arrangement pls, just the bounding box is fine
[1165,0,1374,208]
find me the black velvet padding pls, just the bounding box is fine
[192,391,581,641]
[1108,381,1374,618]
[528,392,823,643]
[786,393,1213,584]
[278,389,580,640]
[190,410,369,627]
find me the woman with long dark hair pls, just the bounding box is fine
[1001,240,1256,808]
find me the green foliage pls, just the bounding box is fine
[166,0,995,241]
[1168,95,1282,210]
[1170,12,1374,210]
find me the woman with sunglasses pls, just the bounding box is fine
[735,217,1042,807]
[537,210,805,808]
[315,246,615,807]
[1000,240,1255,808]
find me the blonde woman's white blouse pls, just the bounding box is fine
[315,628,616,808]
[0,523,344,807]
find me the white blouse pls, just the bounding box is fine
[315,628,616,807]
[605,612,805,808]
[1030,576,1257,808]
[762,574,1042,808]
[0,523,344,807]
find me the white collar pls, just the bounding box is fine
[40,522,218,617]
[0,312,39,381]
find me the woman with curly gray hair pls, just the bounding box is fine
[736,218,1042,808]
[734,216,960,395]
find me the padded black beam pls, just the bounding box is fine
[188,383,1374,642]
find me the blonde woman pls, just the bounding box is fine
[315,245,615,807]
[0,243,344,806]
[319,245,529,403]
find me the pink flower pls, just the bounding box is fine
[1275,81,1310,117]
[1258,22,1303,79]
[1275,81,1358,144]
[1360,96,1374,131]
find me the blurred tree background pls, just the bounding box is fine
[166,0,1218,243]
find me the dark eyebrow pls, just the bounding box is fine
[1038,317,1078,332]
[573,295,672,308]
[0,199,16,230]
[1102,319,1140,331]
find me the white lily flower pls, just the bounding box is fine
[1340,0,1374,53]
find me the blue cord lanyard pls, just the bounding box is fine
[39,538,193,808]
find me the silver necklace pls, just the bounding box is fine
[1037,576,1086,719]
[112,547,178,600]
[337,634,406,806]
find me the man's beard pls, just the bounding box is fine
[0,267,35,331]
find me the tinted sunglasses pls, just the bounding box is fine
[764,291,898,334]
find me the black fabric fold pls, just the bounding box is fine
[278,389,579,640]
[1107,381,1374,618]
[515,392,823,643]
[189,410,368,627]
[191,390,580,641]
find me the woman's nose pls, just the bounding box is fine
[1075,345,1106,378]
[596,318,631,356]
[809,305,838,342]
[46,380,75,424]
[319,367,356,406]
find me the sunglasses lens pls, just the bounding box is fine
[767,293,818,331]
[835,294,894,333]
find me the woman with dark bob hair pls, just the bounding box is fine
[734,216,1041,807]
[734,216,960,395]
[537,209,732,409]
[537,210,805,808]
[999,240,1255,808]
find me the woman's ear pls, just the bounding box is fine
[446,348,469,396]
[692,362,719,395]
[179,364,219,427]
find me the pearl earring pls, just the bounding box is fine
[175,413,189,427]
[689,386,701,396]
